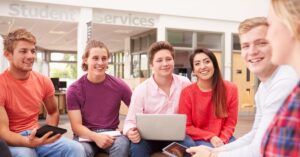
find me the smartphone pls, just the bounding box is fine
[35,125,67,138]
[163,142,191,157]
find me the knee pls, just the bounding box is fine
[111,136,130,154]
[129,140,150,154]
[67,141,85,155]
[10,148,37,157]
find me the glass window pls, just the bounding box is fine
[233,34,241,50]
[49,62,77,88]
[197,32,222,50]
[132,54,140,78]
[50,52,77,62]
[140,53,148,78]
[167,30,193,47]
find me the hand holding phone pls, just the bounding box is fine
[163,142,191,157]
[35,125,67,138]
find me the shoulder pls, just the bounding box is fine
[67,75,86,94]
[106,74,128,86]
[223,80,237,89]
[272,65,298,83]
[223,80,238,94]
[173,74,191,86]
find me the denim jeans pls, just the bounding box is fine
[75,129,130,157]
[195,136,236,147]
[9,130,85,157]
[130,135,195,157]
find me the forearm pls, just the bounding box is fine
[71,123,98,140]
[0,129,30,147]
[45,110,59,126]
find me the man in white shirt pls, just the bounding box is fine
[187,17,298,157]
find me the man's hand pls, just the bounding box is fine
[210,136,224,148]
[27,129,61,148]
[93,134,115,149]
[186,146,212,157]
[127,128,141,143]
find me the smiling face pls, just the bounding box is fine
[192,53,214,82]
[240,25,277,81]
[84,47,109,78]
[150,49,174,78]
[5,40,36,73]
[267,6,296,66]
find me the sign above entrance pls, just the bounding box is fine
[93,10,157,27]
[0,1,79,22]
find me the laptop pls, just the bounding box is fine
[136,114,186,141]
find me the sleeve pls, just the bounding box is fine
[219,84,238,143]
[178,87,216,140]
[123,85,145,135]
[43,76,55,99]
[0,78,6,107]
[66,83,82,110]
[120,80,132,107]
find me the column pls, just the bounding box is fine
[77,7,93,78]
[224,31,233,81]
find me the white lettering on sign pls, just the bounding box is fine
[94,12,155,27]
[8,3,77,22]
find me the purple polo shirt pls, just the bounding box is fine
[67,74,131,130]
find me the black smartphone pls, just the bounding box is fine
[162,142,191,157]
[35,125,67,138]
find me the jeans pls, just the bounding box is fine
[130,135,195,157]
[76,129,130,157]
[195,136,236,147]
[9,130,85,157]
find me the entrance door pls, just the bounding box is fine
[232,52,257,113]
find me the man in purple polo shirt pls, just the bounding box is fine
[66,40,132,157]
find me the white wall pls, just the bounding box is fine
[0,36,8,72]
[23,0,269,22]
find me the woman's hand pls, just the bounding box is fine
[210,136,224,148]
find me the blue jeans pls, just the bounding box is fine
[195,136,236,147]
[130,135,195,157]
[9,130,85,157]
[75,129,130,157]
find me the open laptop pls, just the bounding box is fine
[136,114,186,141]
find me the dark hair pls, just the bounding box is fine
[148,41,175,65]
[81,40,110,71]
[4,28,36,53]
[190,48,227,118]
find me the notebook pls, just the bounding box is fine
[136,114,186,141]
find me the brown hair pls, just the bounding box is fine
[4,28,36,53]
[272,0,300,41]
[148,41,175,65]
[81,40,110,71]
[238,17,268,35]
[190,48,227,118]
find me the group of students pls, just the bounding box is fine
[0,0,299,157]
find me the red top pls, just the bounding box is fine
[178,81,238,143]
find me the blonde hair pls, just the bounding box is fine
[81,40,110,71]
[4,28,36,53]
[272,0,300,41]
[238,17,268,35]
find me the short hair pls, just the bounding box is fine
[148,41,175,65]
[272,0,300,41]
[238,17,268,35]
[81,40,110,71]
[4,28,36,53]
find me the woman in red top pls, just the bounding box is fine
[178,48,238,148]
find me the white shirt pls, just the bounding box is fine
[218,65,298,157]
